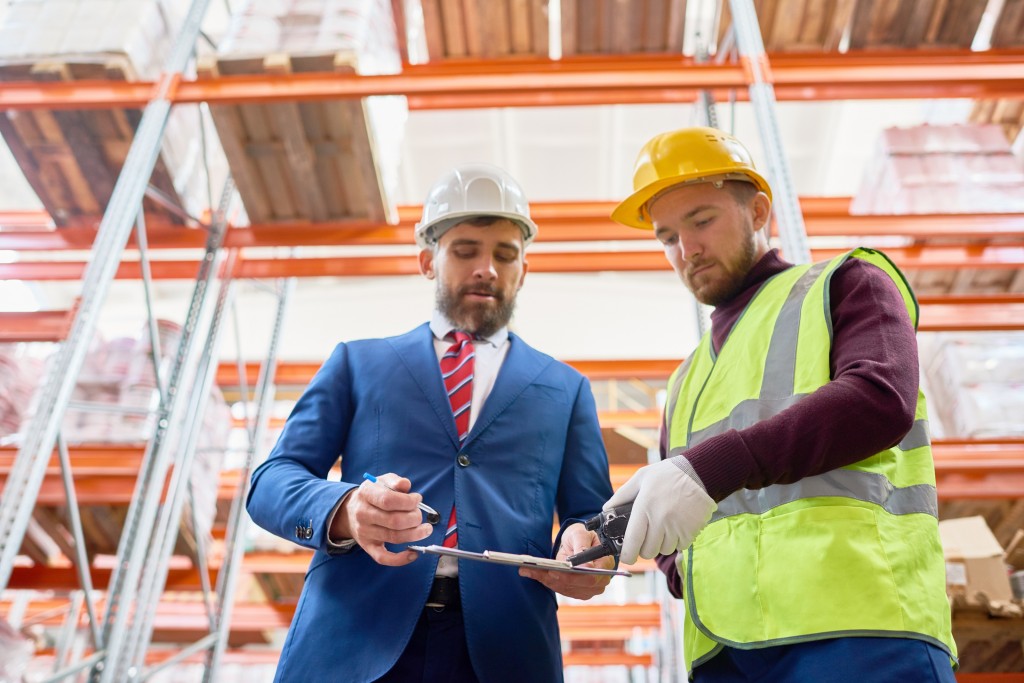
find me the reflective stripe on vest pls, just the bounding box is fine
[666,248,956,673]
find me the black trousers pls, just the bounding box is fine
[373,607,479,683]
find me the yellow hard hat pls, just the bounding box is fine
[611,127,772,230]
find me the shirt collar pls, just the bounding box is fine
[429,309,507,347]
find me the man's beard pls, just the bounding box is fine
[437,283,517,337]
[684,225,758,307]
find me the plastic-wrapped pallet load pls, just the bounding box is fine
[920,332,1024,438]
[0,0,227,226]
[4,322,232,560]
[0,343,47,444]
[0,617,33,683]
[851,123,1024,215]
[199,0,407,225]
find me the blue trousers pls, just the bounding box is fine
[693,637,955,683]
[373,607,479,683]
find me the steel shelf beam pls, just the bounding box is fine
[0,309,75,343]
[5,440,1024,514]
[6,200,1022,252]
[0,51,1022,112]
[5,244,1022,281]
[215,359,680,387]
[24,648,652,669]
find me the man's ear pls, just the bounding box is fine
[418,248,435,279]
[751,192,772,233]
[517,258,529,290]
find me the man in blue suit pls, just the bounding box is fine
[247,163,616,682]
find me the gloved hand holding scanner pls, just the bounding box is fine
[595,455,717,566]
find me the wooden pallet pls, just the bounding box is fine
[970,99,1024,145]
[253,569,306,604]
[0,57,185,227]
[23,501,213,567]
[560,0,687,55]
[420,0,549,59]
[991,0,1024,48]
[954,610,1024,672]
[718,0,855,52]
[907,267,1024,298]
[196,53,391,225]
[847,0,988,50]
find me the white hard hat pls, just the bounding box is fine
[415,163,538,249]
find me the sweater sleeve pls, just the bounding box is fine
[685,258,920,502]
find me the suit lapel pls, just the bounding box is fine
[465,333,551,448]
[388,323,460,447]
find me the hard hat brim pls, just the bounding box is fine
[611,170,773,230]
[416,211,539,249]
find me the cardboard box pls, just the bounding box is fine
[939,516,1014,605]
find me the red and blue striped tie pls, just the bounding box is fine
[440,331,474,548]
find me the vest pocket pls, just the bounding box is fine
[690,502,904,645]
[756,503,904,640]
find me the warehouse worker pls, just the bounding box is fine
[605,127,957,682]
[247,163,615,683]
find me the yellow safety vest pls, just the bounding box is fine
[664,248,957,673]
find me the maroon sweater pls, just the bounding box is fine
[655,249,919,596]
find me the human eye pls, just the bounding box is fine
[694,213,715,228]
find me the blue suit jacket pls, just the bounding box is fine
[247,323,613,682]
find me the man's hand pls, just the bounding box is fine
[330,474,432,566]
[604,456,717,565]
[518,523,613,600]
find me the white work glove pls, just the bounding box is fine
[605,456,717,565]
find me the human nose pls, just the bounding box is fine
[680,234,703,263]
[473,254,498,280]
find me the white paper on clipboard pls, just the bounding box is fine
[409,545,631,577]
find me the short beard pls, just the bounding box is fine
[687,225,758,307]
[436,284,516,338]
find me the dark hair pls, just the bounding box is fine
[462,215,505,227]
[722,180,759,205]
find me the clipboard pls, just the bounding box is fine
[409,545,631,577]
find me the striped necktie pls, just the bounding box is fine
[440,331,474,547]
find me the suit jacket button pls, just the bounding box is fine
[304,527,314,540]
[457,454,471,467]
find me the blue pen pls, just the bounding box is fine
[363,472,441,525]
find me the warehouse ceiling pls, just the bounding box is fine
[0,0,1018,363]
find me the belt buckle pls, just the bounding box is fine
[426,577,454,611]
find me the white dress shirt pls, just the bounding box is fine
[429,310,511,577]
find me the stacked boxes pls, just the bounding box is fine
[0,324,231,551]
[851,124,1024,214]
[920,332,1024,438]
[0,0,179,77]
[221,0,402,65]
[205,0,406,224]
[0,0,227,225]
[0,344,46,445]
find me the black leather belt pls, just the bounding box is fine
[425,576,461,610]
